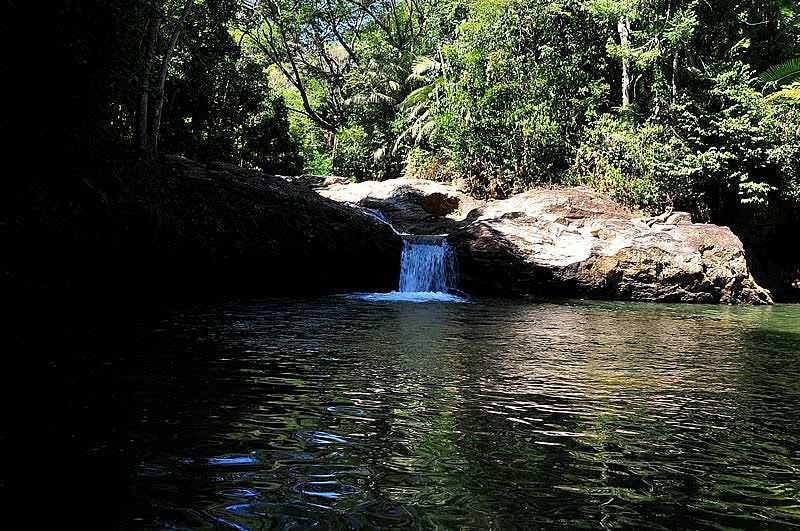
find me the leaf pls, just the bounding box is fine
[766,82,800,102]
[411,56,440,77]
[759,57,800,85]
[400,85,434,110]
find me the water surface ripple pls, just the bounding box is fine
[111,298,800,528]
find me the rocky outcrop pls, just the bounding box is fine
[450,187,771,304]
[5,156,402,297]
[318,178,484,235]
[317,179,772,304]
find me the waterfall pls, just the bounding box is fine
[346,212,464,303]
[399,236,456,293]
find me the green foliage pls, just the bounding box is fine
[766,82,800,103]
[333,125,397,181]
[570,64,800,216]
[760,58,800,102]
[402,147,454,182]
[240,95,304,174]
[394,57,442,155]
[679,64,800,211]
[759,57,800,85]
[584,0,637,21]
[278,78,334,174]
[158,2,302,173]
[428,0,608,196]
[35,0,800,221]
[568,116,687,212]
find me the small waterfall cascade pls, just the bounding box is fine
[347,209,464,302]
[354,205,401,235]
[399,236,456,293]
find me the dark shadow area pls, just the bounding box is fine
[735,205,800,303]
[2,157,401,304]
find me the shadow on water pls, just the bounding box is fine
[9,297,800,528]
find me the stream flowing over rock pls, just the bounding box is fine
[316,178,772,304]
[318,178,483,234]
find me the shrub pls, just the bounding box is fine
[568,115,690,213]
[402,147,454,182]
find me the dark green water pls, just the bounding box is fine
[39,298,800,529]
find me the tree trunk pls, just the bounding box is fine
[672,51,679,102]
[150,0,194,158]
[618,16,633,108]
[137,6,161,156]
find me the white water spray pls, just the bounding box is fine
[399,236,457,293]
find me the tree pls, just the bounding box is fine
[238,0,428,133]
[157,1,303,172]
[136,0,197,158]
[584,0,698,109]
[393,56,442,154]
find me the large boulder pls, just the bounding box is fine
[5,156,402,297]
[450,187,772,304]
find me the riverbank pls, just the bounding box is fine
[4,156,796,303]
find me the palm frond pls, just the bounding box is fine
[411,57,439,77]
[400,85,433,110]
[759,57,800,85]
[368,91,394,104]
[392,127,412,155]
[392,58,443,155]
[406,57,440,83]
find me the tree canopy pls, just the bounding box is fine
[13,0,800,219]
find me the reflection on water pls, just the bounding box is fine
[42,299,800,528]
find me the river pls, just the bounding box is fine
[30,296,800,528]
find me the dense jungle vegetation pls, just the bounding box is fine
[15,0,800,219]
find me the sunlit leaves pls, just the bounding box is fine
[766,82,800,103]
[584,0,638,21]
[665,1,698,47]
